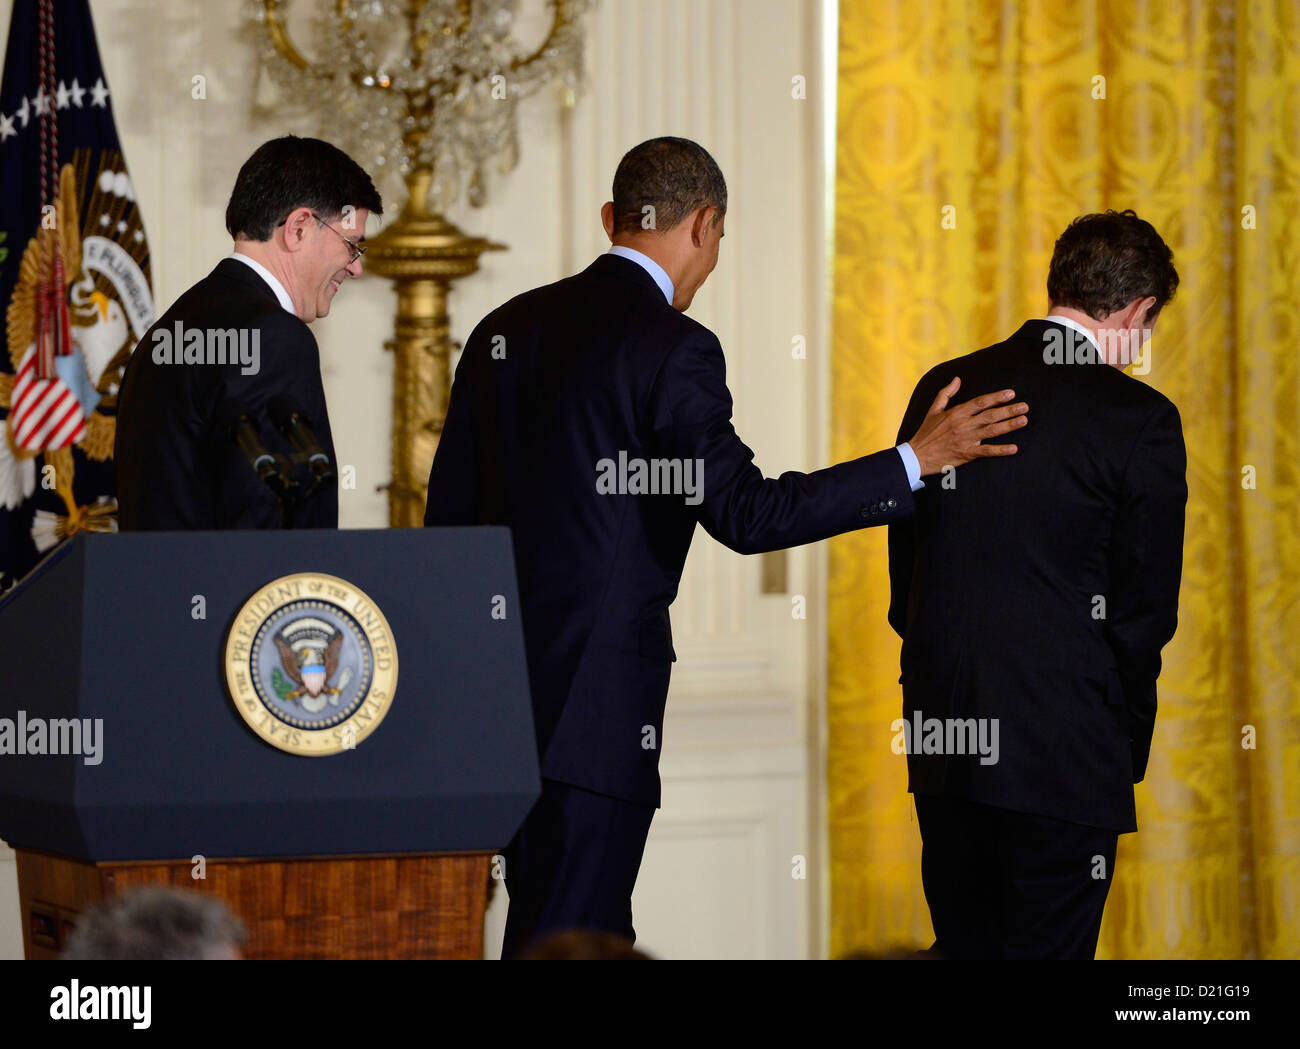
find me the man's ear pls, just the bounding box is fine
[279,207,314,254]
[601,201,616,241]
[1119,295,1155,331]
[689,206,713,247]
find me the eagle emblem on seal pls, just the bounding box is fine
[271,617,352,713]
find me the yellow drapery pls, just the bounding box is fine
[829,0,1299,959]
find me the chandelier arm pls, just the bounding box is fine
[262,0,380,90]
[508,0,571,75]
[262,0,316,72]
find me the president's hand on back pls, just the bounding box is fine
[908,376,1028,476]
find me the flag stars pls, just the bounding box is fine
[116,220,127,234]
[99,214,111,227]
[133,229,144,243]
[1,81,95,149]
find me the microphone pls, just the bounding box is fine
[214,399,293,498]
[268,394,336,490]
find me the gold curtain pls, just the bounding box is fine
[829,0,1299,959]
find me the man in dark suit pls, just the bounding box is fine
[115,136,382,529]
[888,210,1187,959]
[425,136,1030,957]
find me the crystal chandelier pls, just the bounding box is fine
[246,0,592,212]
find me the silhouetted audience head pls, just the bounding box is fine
[517,929,653,960]
[62,887,246,960]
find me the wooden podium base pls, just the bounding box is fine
[14,849,494,959]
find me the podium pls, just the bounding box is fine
[0,529,540,959]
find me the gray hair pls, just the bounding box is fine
[62,887,247,960]
[611,137,727,235]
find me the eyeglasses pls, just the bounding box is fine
[277,211,367,264]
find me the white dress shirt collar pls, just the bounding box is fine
[230,252,295,315]
[1045,313,1101,354]
[607,245,675,305]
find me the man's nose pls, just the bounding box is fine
[346,256,364,278]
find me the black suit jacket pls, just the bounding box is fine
[425,252,914,807]
[115,258,337,529]
[888,320,1187,832]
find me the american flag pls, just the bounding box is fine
[0,0,152,591]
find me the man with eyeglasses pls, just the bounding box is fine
[116,136,382,529]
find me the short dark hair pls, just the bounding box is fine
[62,887,247,960]
[225,135,383,241]
[611,137,727,235]
[1047,209,1179,323]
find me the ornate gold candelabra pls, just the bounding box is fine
[253,0,589,525]
[364,174,503,526]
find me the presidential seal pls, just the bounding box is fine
[223,573,398,756]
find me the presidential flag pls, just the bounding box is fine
[0,0,152,592]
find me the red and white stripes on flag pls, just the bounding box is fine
[8,346,86,451]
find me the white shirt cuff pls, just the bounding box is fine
[896,443,924,491]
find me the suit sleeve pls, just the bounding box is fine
[1105,398,1187,782]
[649,331,914,555]
[424,335,479,526]
[887,373,937,639]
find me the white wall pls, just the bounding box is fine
[0,0,832,959]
